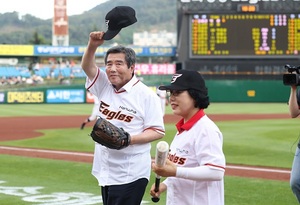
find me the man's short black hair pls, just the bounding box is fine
[104,45,136,69]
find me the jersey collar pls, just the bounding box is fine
[176,109,205,133]
[114,75,139,93]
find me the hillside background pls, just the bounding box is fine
[0,0,177,46]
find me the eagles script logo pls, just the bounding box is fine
[171,74,183,83]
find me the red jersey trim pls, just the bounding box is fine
[133,79,140,86]
[176,109,205,133]
[205,163,226,171]
[114,79,140,94]
[86,68,100,91]
[144,127,165,135]
[114,89,126,94]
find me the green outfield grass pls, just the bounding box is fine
[0,103,298,204]
[0,104,94,117]
[0,119,297,169]
[0,102,290,117]
[0,154,296,205]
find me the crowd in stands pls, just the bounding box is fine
[0,63,87,86]
[0,75,44,86]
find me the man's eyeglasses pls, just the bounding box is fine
[167,90,185,97]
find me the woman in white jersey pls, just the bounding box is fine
[150,69,226,205]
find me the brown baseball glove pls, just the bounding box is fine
[90,117,131,150]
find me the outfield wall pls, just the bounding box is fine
[0,80,290,104]
[206,80,290,102]
[144,76,290,103]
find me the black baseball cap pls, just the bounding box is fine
[159,69,207,94]
[103,6,137,40]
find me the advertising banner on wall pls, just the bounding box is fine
[7,91,44,103]
[34,46,176,57]
[0,92,5,103]
[0,45,34,56]
[46,89,84,103]
[135,64,176,75]
[86,92,96,103]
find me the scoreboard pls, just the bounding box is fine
[176,0,300,79]
[190,13,300,59]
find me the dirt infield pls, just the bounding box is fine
[0,113,292,181]
[0,113,290,141]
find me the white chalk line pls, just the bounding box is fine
[0,146,93,157]
[226,165,290,174]
[0,146,291,174]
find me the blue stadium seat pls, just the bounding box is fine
[0,66,31,78]
[34,67,50,78]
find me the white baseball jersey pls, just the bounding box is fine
[163,110,225,205]
[86,68,165,186]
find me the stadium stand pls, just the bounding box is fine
[0,65,86,79]
[0,66,31,78]
[0,65,87,86]
[32,66,86,78]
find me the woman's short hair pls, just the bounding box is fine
[188,89,210,109]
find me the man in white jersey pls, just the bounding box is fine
[150,69,226,205]
[81,31,165,205]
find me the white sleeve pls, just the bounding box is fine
[176,165,224,181]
